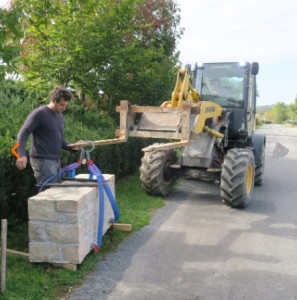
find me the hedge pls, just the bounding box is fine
[0,80,150,221]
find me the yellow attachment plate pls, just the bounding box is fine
[194,101,223,134]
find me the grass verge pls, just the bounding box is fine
[0,172,165,300]
[282,123,297,128]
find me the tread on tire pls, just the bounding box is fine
[220,148,255,208]
[139,143,177,196]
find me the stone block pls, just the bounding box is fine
[75,174,116,242]
[76,173,115,197]
[29,243,61,262]
[28,198,57,221]
[47,222,86,243]
[28,173,116,265]
[62,212,84,224]
[29,221,46,242]
[55,188,87,212]
[62,238,90,264]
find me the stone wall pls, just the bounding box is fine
[28,174,115,265]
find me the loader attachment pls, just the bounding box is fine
[67,100,192,150]
[68,100,224,152]
[114,100,192,151]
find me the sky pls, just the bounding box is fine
[1,0,296,106]
[176,0,297,106]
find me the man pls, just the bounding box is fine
[16,86,81,184]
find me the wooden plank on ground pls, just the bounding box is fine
[0,248,30,259]
[6,249,29,258]
[112,223,133,232]
[52,263,77,271]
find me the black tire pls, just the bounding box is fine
[220,148,255,208]
[139,144,178,196]
[254,145,265,186]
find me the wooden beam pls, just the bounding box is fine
[119,100,129,139]
[52,263,77,271]
[112,223,132,232]
[0,247,29,259]
[6,249,29,258]
[142,140,189,152]
[67,137,126,148]
[116,104,182,114]
[128,130,182,139]
[181,101,192,141]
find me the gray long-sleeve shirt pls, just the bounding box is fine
[17,105,71,159]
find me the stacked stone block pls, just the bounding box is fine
[28,174,115,265]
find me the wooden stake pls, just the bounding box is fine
[1,219,7,292]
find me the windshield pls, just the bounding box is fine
[194,62,245,108]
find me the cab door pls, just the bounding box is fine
[247,72,256,137]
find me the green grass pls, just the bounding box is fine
[0,172,165,300]
[282,123,297,128]
[255,123,264,130]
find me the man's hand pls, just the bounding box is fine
[70,140,84,151]
[16,156,27,170]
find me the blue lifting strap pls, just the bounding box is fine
[38,161,82,193]
[39,156,120,251]
[87,161,120,250]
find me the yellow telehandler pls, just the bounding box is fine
[72,62,265,208]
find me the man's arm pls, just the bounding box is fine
[16,110,40,170]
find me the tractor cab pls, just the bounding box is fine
[192,62,259,140]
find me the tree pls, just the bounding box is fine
[0,7,22,79]
[288,97,297,122]
[266,102,289,123]
[12,0,182,112]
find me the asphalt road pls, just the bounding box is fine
[71,124,297,300]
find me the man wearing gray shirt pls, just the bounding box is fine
[16,86,81,184]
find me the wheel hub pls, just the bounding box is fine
[246,164,253,194]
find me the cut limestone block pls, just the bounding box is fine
[28,174,115,265]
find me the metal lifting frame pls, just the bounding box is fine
[68,100,224,152]
[68,100,192,151]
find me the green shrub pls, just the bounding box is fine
[0,131,37,221]
[0,79,151,221]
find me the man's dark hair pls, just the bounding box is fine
[50,86,72,103]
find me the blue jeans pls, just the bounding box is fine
[30,157,61,184]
